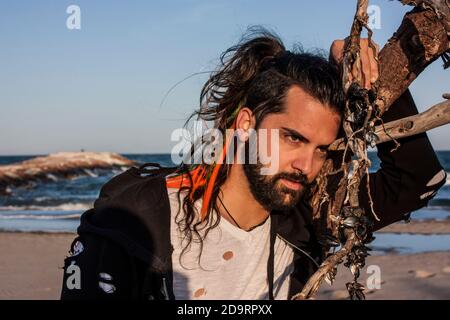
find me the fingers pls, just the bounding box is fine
[357,39,379,89]
[330,40,345,65]
[360,39,372,89]
[329,38,380,89]
[331,38,354,82]
[367,42,380,85]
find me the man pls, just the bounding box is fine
[60,29,446,300]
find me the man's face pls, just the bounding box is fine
[243,85,341,211]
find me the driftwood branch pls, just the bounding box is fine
[330,96,450,150]
[375,97,450,143]
[293,0,373,300]
[294,0,450,300]
[376,2,449,113]
[292,231,356,300]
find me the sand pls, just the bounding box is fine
[0,231,449,300]
[377,218,450,234]
[317,251,450,299]
[0,232,75,300]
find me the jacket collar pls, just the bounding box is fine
[272,199,317,251]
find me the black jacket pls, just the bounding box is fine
[60,91,446,300]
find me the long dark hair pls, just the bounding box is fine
[173,26,344,264]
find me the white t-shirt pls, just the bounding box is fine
[168,188,295,300]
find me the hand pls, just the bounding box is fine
[330,38,380,90]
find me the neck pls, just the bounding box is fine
[217,164,269,231]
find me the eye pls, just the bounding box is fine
[316,147,329,158]
[286,135,301,143]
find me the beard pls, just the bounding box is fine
[243,158,311,212]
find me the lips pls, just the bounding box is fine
[280,178,302,191]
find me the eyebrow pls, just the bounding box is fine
[280,127,331,149]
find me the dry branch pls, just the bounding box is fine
[376,2,449,113]
[292,231,356,300]
[374,97,450,143]
[294,0,450,300]
[330,97,450,150]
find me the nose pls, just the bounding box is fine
[291,148,314,177]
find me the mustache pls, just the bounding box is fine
[275,172,310,187]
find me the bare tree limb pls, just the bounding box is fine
[294,0,450,301]
[329,97,450,150]
[292,231,356,300]
[376,3,449,113]
[374,97,450,143]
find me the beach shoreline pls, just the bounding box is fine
[377,218,450,234]
[0,231,449,300]
[0,232,75,300]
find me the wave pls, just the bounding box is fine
[83,169,99,178]
[0,213,81,220]
[0,203,90,212]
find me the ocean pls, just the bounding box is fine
[0,152,449,254]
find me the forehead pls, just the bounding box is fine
[260,85,341,144]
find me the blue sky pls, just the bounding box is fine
[0,0,449,155]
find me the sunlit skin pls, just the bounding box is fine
[258,87,341,193]
[219,85,341,230]
[330,38,380,89]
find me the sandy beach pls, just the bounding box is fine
[0,228,449,300]
[318,251,450,299]
[377,218,450,234]
[0,232,74,299]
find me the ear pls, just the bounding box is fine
[235,107,255,141]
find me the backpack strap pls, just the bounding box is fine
[267,215,277,300]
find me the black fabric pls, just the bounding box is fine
[60,90,446,300]
[61,167,177,300]
[61,233,137,299]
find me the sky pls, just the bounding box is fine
[0,0,449,155]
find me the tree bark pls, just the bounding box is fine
[376,5,449,113]
[329,97,450,150]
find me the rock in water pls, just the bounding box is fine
[0,152,135,194]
